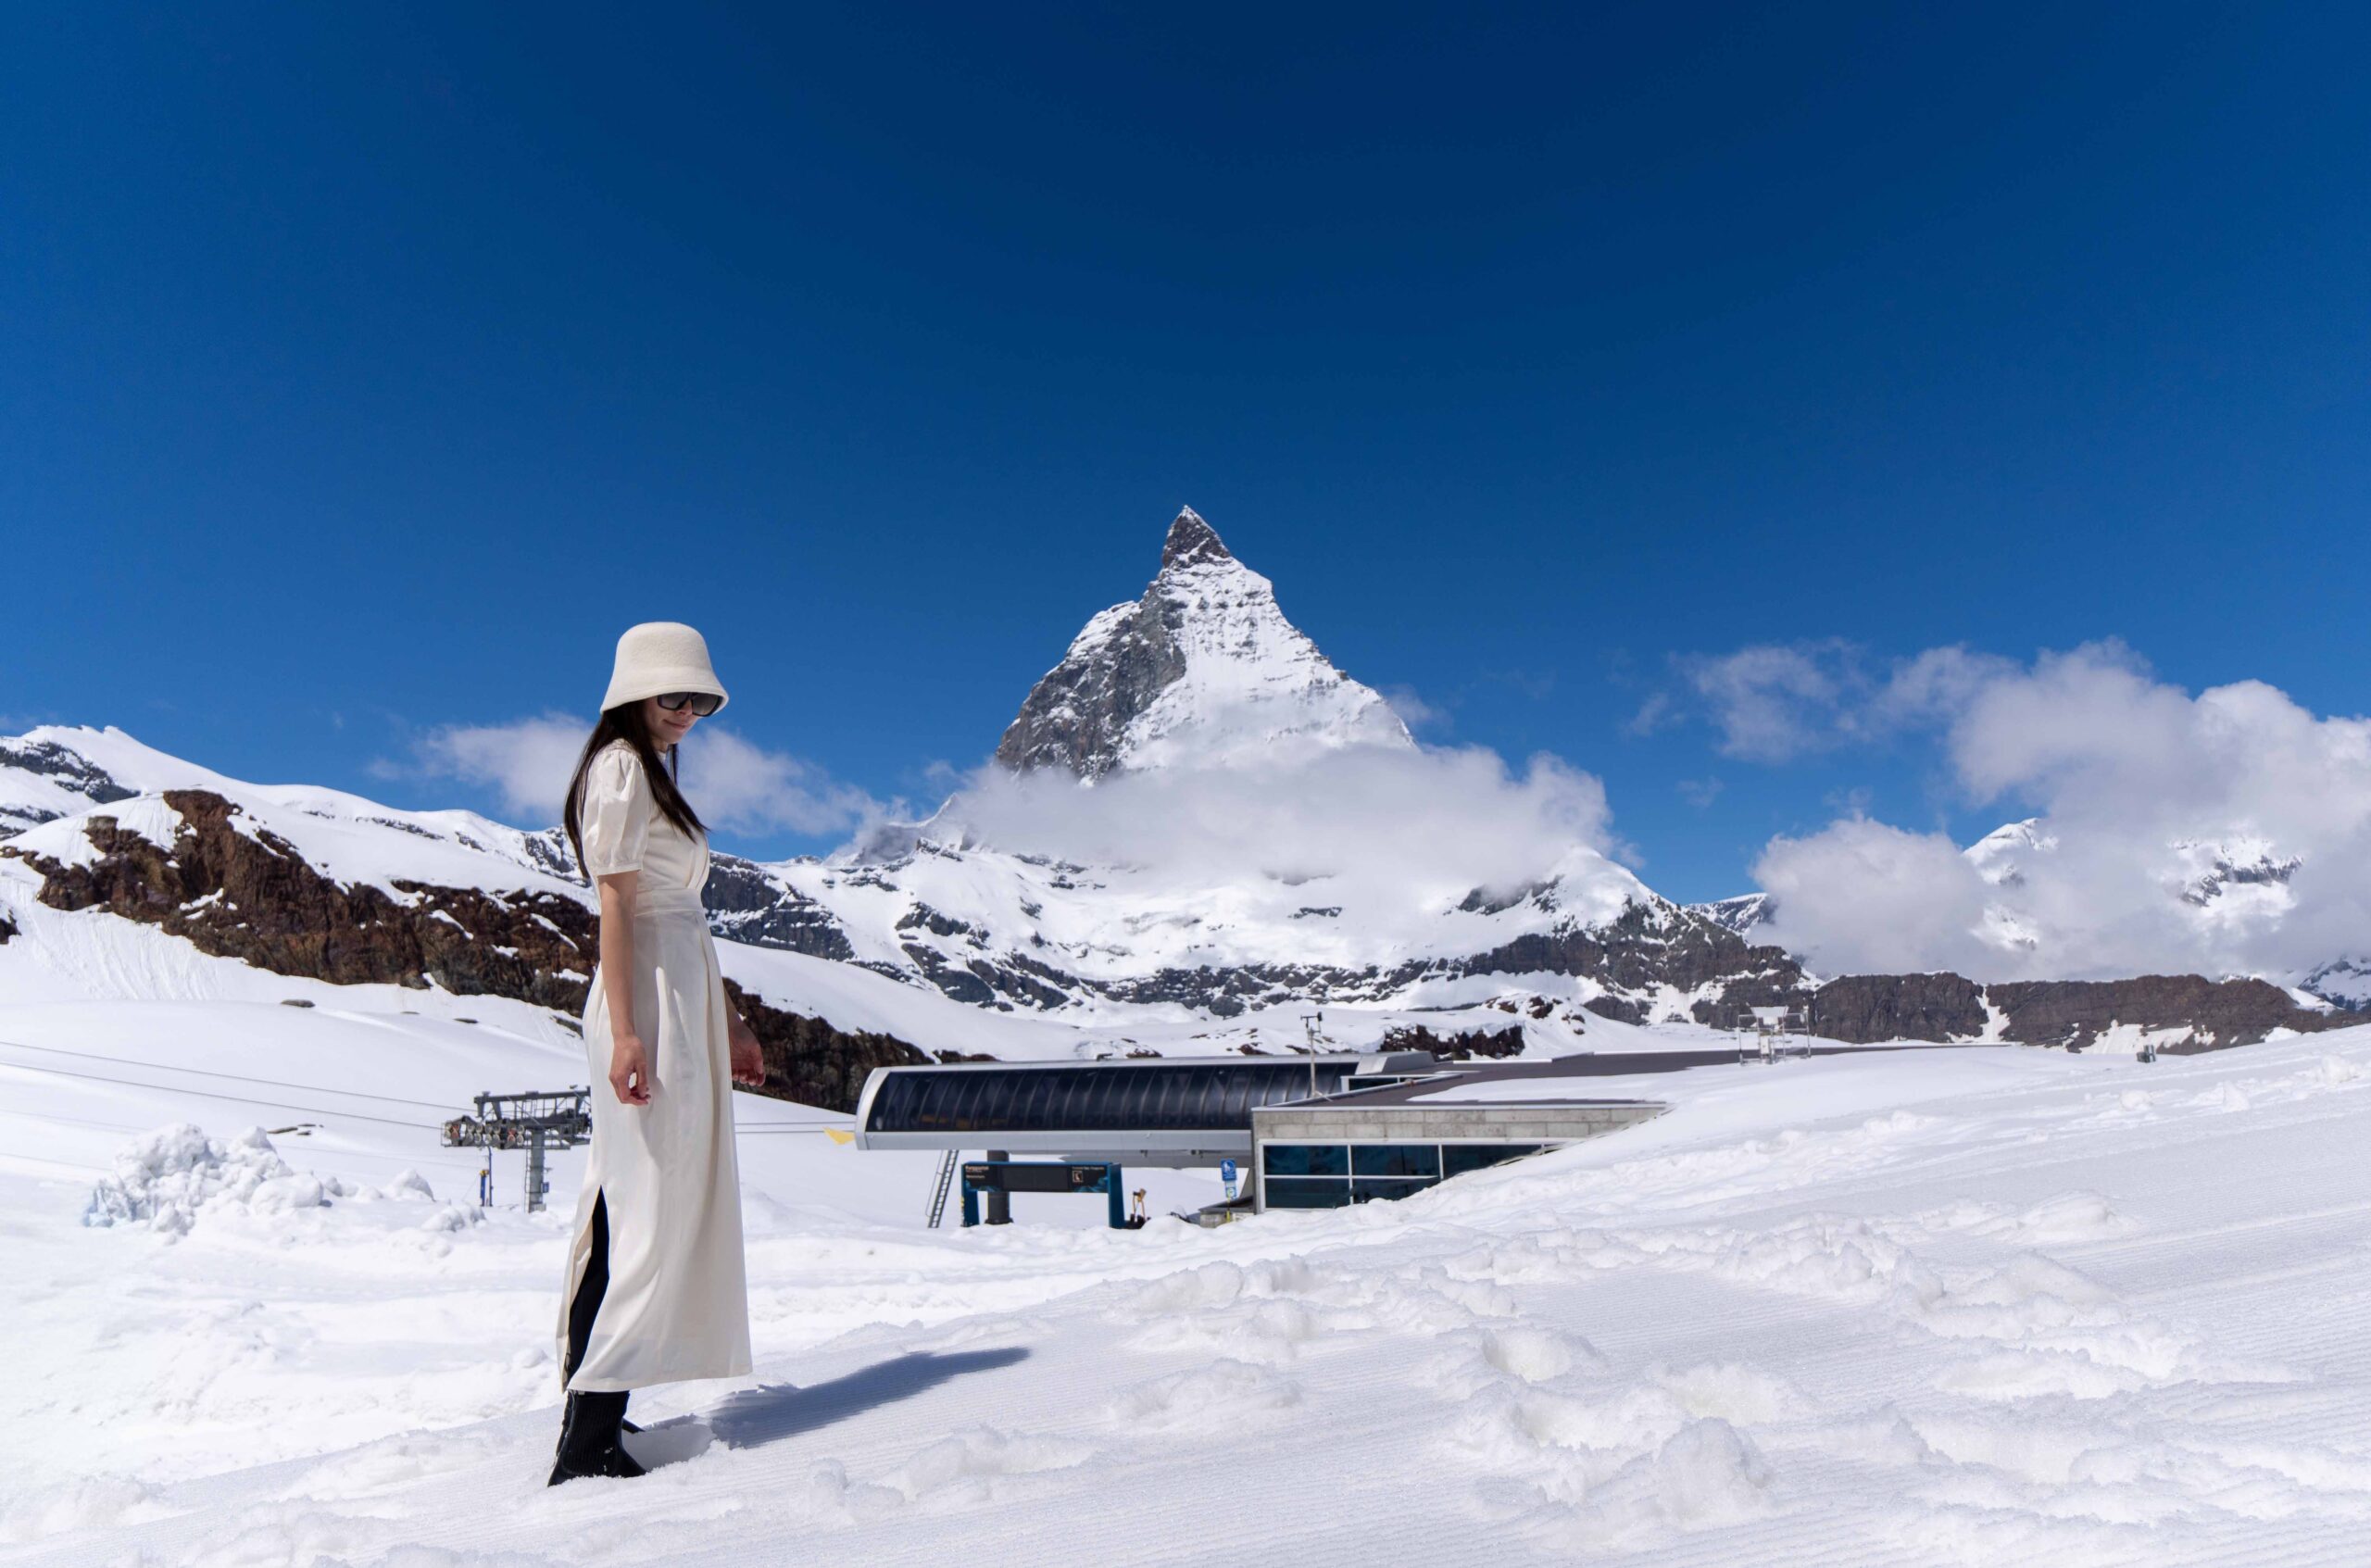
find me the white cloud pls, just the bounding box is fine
[927,741,1632,915]
[400,713,587,824]
[1657,641,2020,761]
[1675,641,1865,761]
[397,714,887,839]
[679,725,891,837]
[1379,684,1449,734]
[1625,690,1677,737]
[1750,643,2371,985]
[1755,819,1999,976]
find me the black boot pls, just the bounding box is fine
[548,1390,645,1486]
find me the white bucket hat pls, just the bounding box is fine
[600,621,730,715]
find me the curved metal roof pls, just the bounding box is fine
[859,1058,1361,1139]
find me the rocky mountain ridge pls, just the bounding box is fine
[994,508,1411,777]
[2,509,2356,1063]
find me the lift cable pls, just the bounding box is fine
[0,1038,460,1110]
[0,1040,853,1135]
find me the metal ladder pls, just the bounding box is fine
[925,1149,960,1228]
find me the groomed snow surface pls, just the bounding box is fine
[6,1003,2371,1566]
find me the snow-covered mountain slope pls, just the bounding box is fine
[994,508,1411,778]
[9,997,2370,1563]
[1687,892,1769,937]
[0,727,1726,1077]
[0,725,1726,1035]
[0,734,945,1105]
[1,724,578,887]
[2,726,224,835]
[4,513,2349,1055]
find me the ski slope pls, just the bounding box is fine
[6,1000,2370,1565]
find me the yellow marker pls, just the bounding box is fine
[824,1127,855,1146]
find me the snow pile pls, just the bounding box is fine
[82,1123,319,1235]
[81,1123,443,1236]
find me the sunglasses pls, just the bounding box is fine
[654,691,723,717]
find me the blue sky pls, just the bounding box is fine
[6,4,2367,902]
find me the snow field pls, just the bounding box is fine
[3,1010,2370,1564]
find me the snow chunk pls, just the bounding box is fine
[82,1123,323,1235]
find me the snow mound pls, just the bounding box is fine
[81,1124,440,1236]
[83,1124,314,1235]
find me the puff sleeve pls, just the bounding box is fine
[579,745,654,877]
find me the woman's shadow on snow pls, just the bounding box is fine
[696,1348,1032,1451]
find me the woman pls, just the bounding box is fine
[549,621,770,1486]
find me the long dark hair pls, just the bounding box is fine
[563,703,707,879]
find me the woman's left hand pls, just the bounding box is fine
[728,1016,768,1088]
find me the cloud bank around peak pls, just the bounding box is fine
[926,739,1635,912]
[1725,642,2371,984]
[392,713,889,839]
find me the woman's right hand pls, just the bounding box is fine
[608,1034,653,1106]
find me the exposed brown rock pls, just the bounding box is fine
[721,978,928,1109]
[5,792,925,1111]
[1800,971,2340,1050]
[13,792,596,1009]
[1809,973,1988,1044]
[1379,1022,1527,1059]
[1988,975,2338,1052]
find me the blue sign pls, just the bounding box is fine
[1220,1159,1238,1183]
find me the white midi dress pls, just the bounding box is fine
[556,741,752,1393]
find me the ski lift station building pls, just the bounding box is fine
[852,1050,1674,1213]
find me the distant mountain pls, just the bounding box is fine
[1687,893,1770,938]
[995,508,1411,778]
[1,508,2351,1064]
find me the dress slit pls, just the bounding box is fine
[564,1190,610,1382]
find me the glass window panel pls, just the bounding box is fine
[902,1076,936,1131]
[1109,1070,1148,1129]
[1442,1144,1542,1177]
[948,1072,991,1132]
[1351,1177,1436,1204]
[1126,1071,1160,1128]
[1351,1144,1441,1178]
[1086,1070,1127,1131]
[1264,1177,1353,1210]
[1102,1071,1142,1130]
[1044,1070,1086,1130]
[978,1071,1022,1130]
[933,1073,966,1132]
[1261,1144,1349,1177]
[1197,1070,1230,1125]
[1205,1068,1235,1123]
[1010,1072,1048,1129]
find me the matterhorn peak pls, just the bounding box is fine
[1161,506,1232,570]
[994,505,1412,778]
